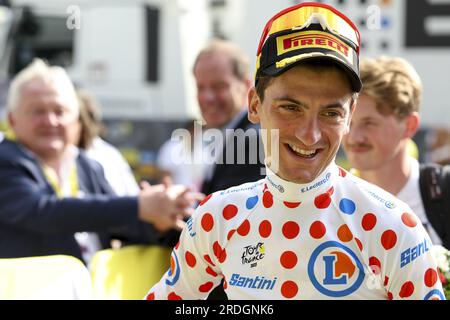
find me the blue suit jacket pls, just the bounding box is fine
[0,139,158,261]
[201,111,265,195]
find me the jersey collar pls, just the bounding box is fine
[264,162,339,203]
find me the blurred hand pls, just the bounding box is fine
[137,178,204,232]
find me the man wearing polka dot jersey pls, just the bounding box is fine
[145,2,444,300]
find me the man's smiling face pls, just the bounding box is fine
[249,64,355,184]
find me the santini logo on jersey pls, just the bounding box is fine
[229,273,277,290]
[400,238,431,268]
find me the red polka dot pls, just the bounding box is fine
[205,266,218,277]
[263,191,273,208]
[314,193,331,209]
[337,224,353,242]
[212,242,227,263]
[223,277,228,289]
[339,167,347,177]
[387,292,393,300]
[223,204,238,220]
[185,251,196,268]
[384,276,389,287]
[281,281,298,298]
[362,213,377,231]
[328,187,334,195]
[424,268,438,287]
[175,241,180,250]
[280,251,298,269]
[199,281,214,293]
[237,219,250,236]
[227,229,236,241]
[284,201,301,208]
[199,194,212,206]
[218,249,227,263]
[203,254,216,267]
[399,281,414,298]
[213,242,222,259]
[259,220,272,238]
[201,213,214,232]
[282,221,300,239]
[310,221,326,239]
[401,212,417,228]
[355,237,363,251]
[146,292,155,300]
[369,256,381,275]
[168,292,182,300]
[381,230,397,250]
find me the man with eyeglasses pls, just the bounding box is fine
[145,3,444,300]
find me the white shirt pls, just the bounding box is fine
[86,137,139,196]
[156,130,205,192]
[146,163,444,300]
[397,157,443,246]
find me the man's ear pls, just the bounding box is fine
[244,78,253,91]
[404,112,420,138]
[7,112,15,128]
[247,87,261,124]
[344,97,357,134]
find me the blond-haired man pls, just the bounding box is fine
[343,56,450,249]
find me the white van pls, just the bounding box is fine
[0,0,211,180]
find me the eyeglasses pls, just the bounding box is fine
[256,2,360,57]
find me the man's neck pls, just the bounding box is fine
[38,147,77,179]
[359,152,411,195]
[42,157,62,172]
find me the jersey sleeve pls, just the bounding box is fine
[383,211,445,300]
[144,194,224,300]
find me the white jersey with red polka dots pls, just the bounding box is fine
[146,163,445,300]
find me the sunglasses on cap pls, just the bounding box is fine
[255,2,362,92]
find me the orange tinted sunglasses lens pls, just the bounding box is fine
[257,2,360,55]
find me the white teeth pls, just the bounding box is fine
[289,144,317,157]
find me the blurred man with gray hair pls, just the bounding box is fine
[0,59,202,265]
